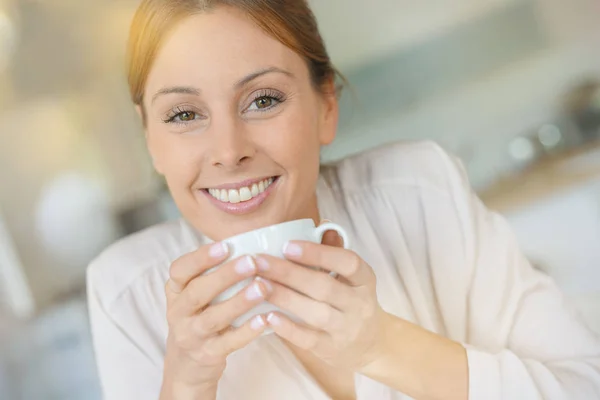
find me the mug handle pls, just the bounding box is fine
[314,222,350,278]
[314,222,350,250]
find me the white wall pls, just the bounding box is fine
[310,0,522,70]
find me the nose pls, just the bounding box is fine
[208,117,256,169]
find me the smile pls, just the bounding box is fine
[201,176,280,215]
[206,177,275,204]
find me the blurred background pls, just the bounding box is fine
[1,0,600,398]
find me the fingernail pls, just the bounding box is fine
[246,282,264,301]
[283,242,302,257]
[235,256,256,275]
[266,313,281,326]
[209,242,229,258]
[255,277,273,293]
[255,257,269,272]
[250,315,265,331]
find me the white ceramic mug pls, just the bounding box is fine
[210,219,350,332]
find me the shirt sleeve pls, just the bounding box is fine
[87,264,163,400]
[437,147,600,400]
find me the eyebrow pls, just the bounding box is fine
[151,86,201,105]
[151,67,294,105]
[234,66,295,88]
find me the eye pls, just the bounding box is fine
[245,90,286,113]
[178,111,196,121]
[255,97,274,109]
[247,96,279,112]
[163,108,202,124]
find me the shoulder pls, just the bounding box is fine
[86,219,199,306]
[330,141,477,257]
[334,140,469,197]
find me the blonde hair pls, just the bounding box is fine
[127,0,344,113]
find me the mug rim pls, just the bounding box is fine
[223,218,316,243]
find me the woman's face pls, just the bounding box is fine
[142,6,338,240]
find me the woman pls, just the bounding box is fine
[87,1,600,399]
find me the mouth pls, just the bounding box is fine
[201,176,280,215]
[205,176,276,203]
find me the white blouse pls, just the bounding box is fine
[87,141,600,400]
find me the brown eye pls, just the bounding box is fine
[255,97,273,109]
[179,111,196,121]
[245,92,284,113]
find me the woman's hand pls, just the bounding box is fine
[255,238,390,371]
[256,239,469,400]
[160,242,270,400]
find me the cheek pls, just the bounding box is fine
[260,108,322,169]
[147,132,203,186]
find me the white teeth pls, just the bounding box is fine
[228,189,241,204]
[220,189,229,202]
[239,187,252,201]
[208,177,276,204]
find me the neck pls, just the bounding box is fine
[303,192,322,226]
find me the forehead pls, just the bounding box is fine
[146,6,309,92]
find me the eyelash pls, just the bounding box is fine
[246,89,286,113]
[162,89,286,126]
[162,106,201,125]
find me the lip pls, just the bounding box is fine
[204,176,274,191]
[201,176,280,215]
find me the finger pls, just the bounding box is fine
[282,242,373,286]
[266,312,330,353]
[321,229,344,248]
[264,280,344,333]
[184,278,270,336]
[169,255,258,319]
[256,255,355,310]
[167,242,230,294]
[207,314,267,357]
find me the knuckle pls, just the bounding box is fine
[172,323,192,350]
[169,257,187,283]
[194,313,220,337]
[208,328,248,359]
[185,279,206,309]
[218,338,238,357]
[347,253,362,275]
[173,335,187,351]
[191,348,219,366]
[199,340,221,359]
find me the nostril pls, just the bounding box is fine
[237,156,251,165]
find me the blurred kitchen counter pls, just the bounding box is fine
[480,140,600,212]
